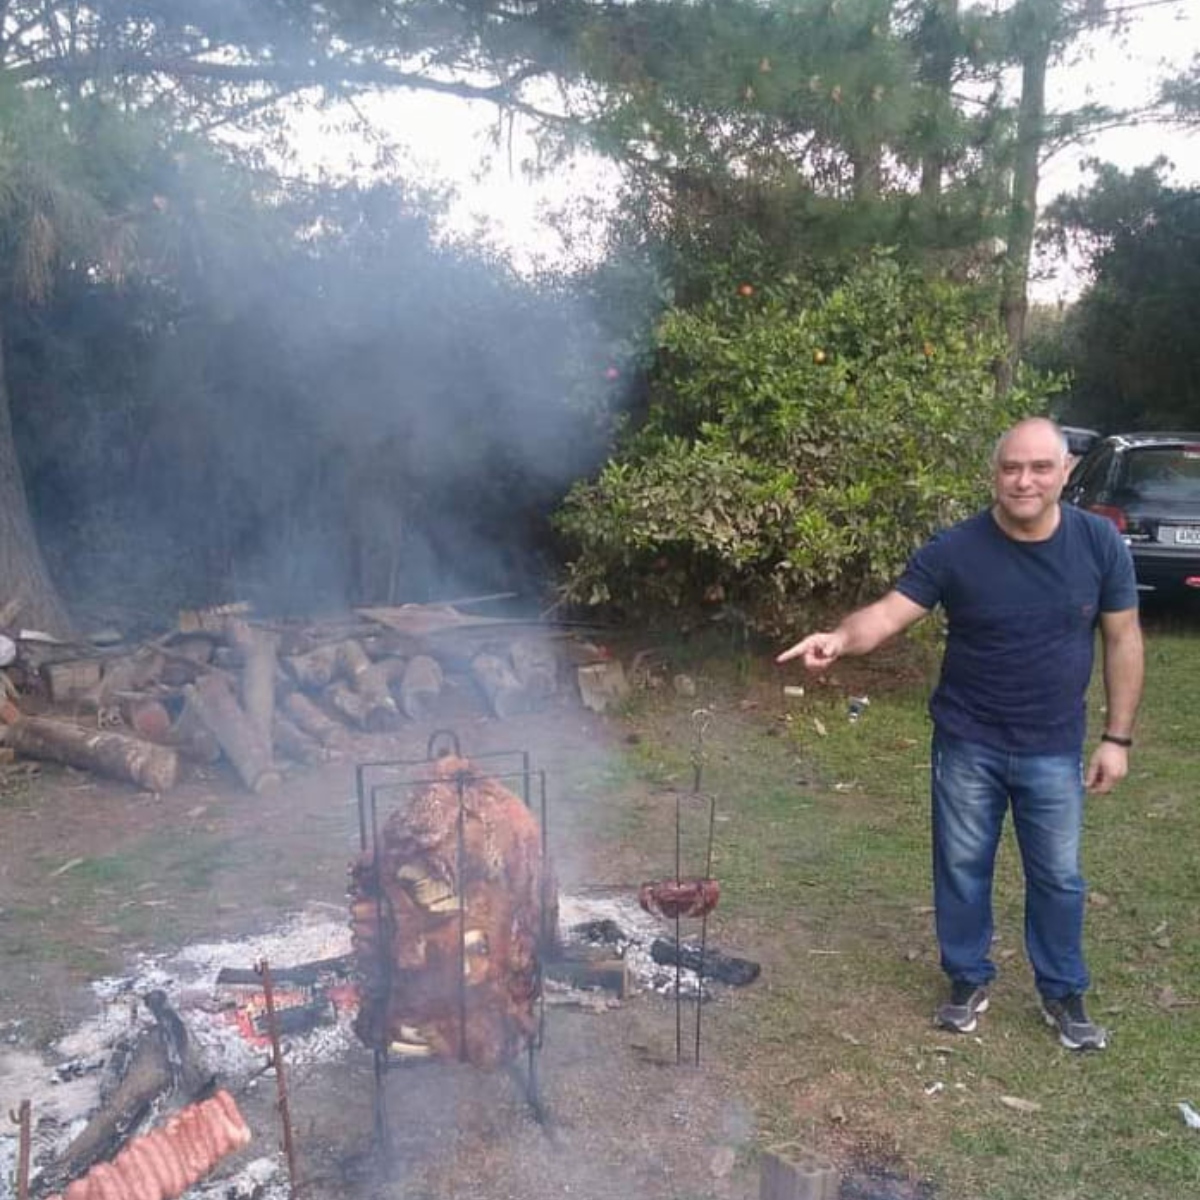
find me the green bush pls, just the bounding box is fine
[556,256,1049,630]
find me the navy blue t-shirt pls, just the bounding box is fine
[895,505,1137,754]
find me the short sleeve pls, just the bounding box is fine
[1098,525,1139,612]
[895,535,946,611]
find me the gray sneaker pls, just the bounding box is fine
[1042,993,1107,1051]
[935,981,989,1033]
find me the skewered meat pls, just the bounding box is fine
[47,1090,251,1200]
[638,878,720,920]
[349,754,551,1069]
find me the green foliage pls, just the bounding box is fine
[1042,162,1200,430]
[584,0,1015,290]
[556,256,1047,627]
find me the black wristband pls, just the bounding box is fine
[1101,733,1133,748]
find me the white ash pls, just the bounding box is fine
[0,908,355,1197]
[0,896,708,1196]
[556,891,713,999]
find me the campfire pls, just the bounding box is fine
[0,725,768,1200]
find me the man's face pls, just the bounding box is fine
[992,423,1071,529]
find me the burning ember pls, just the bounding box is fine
[348,754,551,1069]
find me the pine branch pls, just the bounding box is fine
[14,49,554,110]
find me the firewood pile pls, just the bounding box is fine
[0,602,601,795]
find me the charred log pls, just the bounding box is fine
[42,990,204,1192]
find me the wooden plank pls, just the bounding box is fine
[543,956,629,998]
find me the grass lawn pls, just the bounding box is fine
[585,612,1200,1200]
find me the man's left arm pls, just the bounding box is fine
[1085,607,1144,794]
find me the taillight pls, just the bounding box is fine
[1088,504,1127,532]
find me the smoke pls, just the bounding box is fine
[16,178,647,620]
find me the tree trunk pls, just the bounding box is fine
[997,1,1052,397]
[0,315,72,636]
[919,0,959,206]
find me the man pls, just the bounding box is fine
[776,418,1143,1051]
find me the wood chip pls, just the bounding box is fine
[999,1095,1041,1114]
[49,857,85,878]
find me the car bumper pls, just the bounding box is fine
[1129,544,1200,593]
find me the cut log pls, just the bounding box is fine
[272,714,327,765]
[120,697,173,743]
[510,637,559,702]
[162,635,215,665]
[282,642,342,689]
[77,649,165,711]
[229,623,277,748]
[177,600,252,634]
[281,691,350,750]
[43,658,103,703]
[167,689,221,763]
[337,637,373,682]
[185,676,280,794]
[339,639,401,731]
[471,652,533,719]
[0,716,179,792]
[396,654,443,720]
[323,681,372,730]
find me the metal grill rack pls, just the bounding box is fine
[353,730,551,1161]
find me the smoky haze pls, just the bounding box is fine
[13,180,636,624]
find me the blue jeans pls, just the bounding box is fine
[931,731,1088,1000]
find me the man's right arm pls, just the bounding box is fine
[776,590,930,671]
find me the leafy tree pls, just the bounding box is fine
[1042,161,1200,430]
[556,255,1044,630]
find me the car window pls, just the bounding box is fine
[1069,447,1113,498]
[1117,447,1200,501]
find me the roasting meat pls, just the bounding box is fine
[47,1090,251,1200]
[349,754,550,1069]
[638,878,720,920]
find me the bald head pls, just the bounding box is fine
[992,418,1069,468]
[990,417,1073,539]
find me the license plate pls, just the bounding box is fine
[1173,526,1200,545]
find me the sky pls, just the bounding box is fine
[287,0,1199,299]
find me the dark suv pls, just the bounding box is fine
[1064,433,1200,597]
